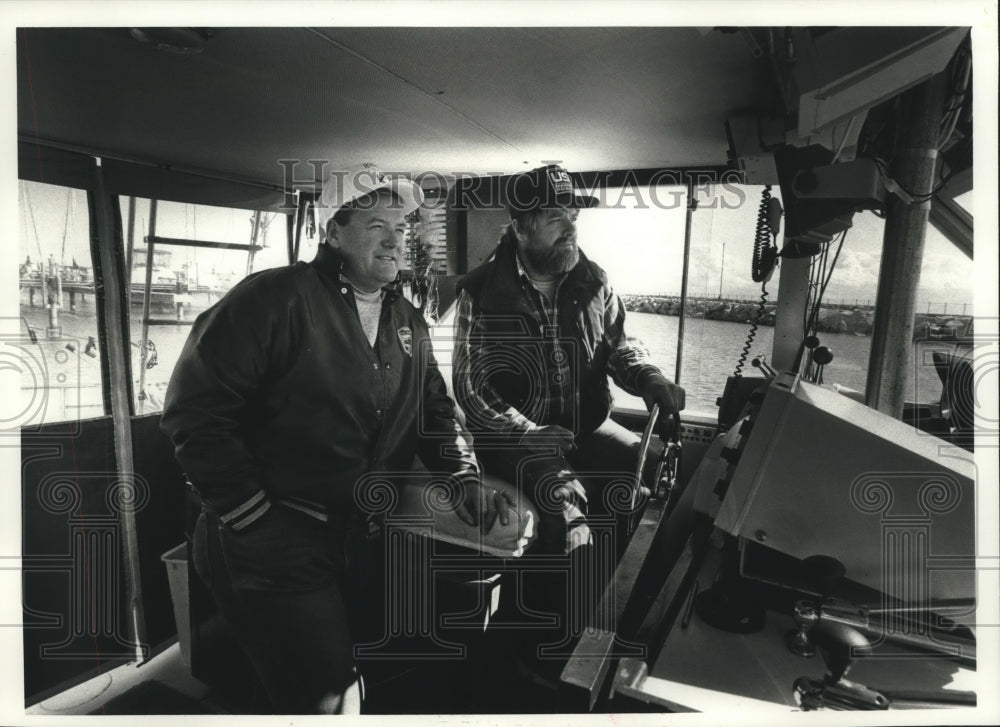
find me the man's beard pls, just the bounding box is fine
[522,241,579,277]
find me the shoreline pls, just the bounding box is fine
[620,295,974,340]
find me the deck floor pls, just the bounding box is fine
[26,642,225,716]
[23,636,567,715]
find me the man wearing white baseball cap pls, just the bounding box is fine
[162,163,488,713]
[315,162,423,233]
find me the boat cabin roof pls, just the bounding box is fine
[14,20,985,220]
[17,26,758,188]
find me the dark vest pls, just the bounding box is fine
[457,234,615,435]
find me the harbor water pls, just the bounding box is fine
[17,297,955,422]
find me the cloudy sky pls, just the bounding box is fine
[578,184,975,313]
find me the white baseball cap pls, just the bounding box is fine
[316,163,424,236]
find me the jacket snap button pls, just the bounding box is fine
[341,287,348,294]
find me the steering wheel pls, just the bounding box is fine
[628,403,682,539]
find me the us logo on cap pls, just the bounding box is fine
[397,326,413,356]
[547,168,573,195]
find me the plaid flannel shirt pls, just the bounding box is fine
[453,249,657,435]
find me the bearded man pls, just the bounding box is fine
[451,165,685,658]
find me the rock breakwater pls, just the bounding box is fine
[621,295,972,340]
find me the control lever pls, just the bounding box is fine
[811,345,833,383]
[802,335,833,384]
[786,601,818,657]
[750,355,776,378]
[813,619,872,683]
[794,620,889,710]
[792,611,977,710]
[786,556,977,710]
[785,554,846,658]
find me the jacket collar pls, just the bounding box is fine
[314,243,402,301]
[483,230,604,310]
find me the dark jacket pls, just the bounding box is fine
[454,232,662,437]
[161,243,477,531]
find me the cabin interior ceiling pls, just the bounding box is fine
[17,27,757,190]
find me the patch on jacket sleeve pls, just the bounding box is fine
[397,326,413,356]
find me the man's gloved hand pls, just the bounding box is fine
[641,373,686,441]
[452,470,513,532]
[518,424,576,455]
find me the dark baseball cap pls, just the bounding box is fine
[505,165,599,217]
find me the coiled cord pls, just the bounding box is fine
[733,186,777,379]
[752,185,778,283]
[733,285,770,379]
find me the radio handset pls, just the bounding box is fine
[721,186,785,419]
[752,186,782,283]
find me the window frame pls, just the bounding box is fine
[121,196,291,416]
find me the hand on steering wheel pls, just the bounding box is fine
[641,374,685,444]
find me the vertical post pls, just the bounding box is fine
[246,210,262,276]
[125,196,136,277]
[287,189,301,264]
[89,157,148,661]
[865,73,948,416]
[717,239,726,300]
[46,293,59,339]
[46,256,61,339]
[138,201,157,416]
[771,257,811,373]
[674,183,695,385]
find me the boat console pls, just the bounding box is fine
[571,372,978,712]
